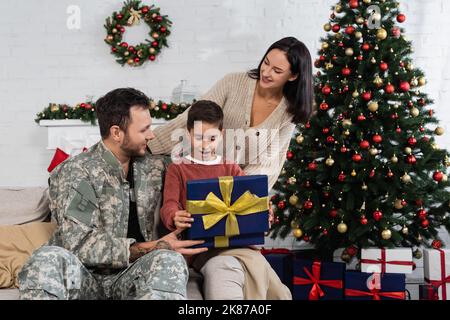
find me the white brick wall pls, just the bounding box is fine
[1,0,449,192]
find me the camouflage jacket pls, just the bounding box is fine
[47,141,168,269]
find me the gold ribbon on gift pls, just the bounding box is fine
[186,176,268,247]
[127,8,141,26]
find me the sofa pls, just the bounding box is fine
[0,186,204,300]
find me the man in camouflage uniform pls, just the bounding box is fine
[18,88,207,300]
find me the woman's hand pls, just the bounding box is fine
[174,210,194,230]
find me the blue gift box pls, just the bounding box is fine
[193,232,265,249]
[263,252,293,291]
[186,175,269,243]
[293,259,345,300]
[344,271,406,300]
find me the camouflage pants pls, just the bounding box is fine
[18,246,188,300]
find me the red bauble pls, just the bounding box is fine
[360,140,370,149]
[319,55,326,61]
[379,62,388,71]
[120,27,125,33]
[322,85,331,95]
[360,216,368,225]
[362,43,370,51]
[369,169,376,178]
[305,121,311,129]
[387,170,394,178]
[418,98,426,106]
[304,200,314,210]
[277,201,286,210]
[323,192,330,198]
[357,114,366,121]
[397,14,406,23]
[322,127,330,134]
[155,15,163,22]
[372,134,382,144]
[160,26,167,33]
[392,27,401,38]
[357,55,363,61]
[433,171,444,182]
[342,67,351,76]
[308,162,317,171]
[338,42,344,47]
[286,151,294,160]
[407,155,417,165]
[332,24,341,32]
[161,103,168,110]
[128,46,135,52]
[112,47,117,52]
[349,0,359,9]
[396,127,402,134]
[385,84,395,94]
[419,126,425,132]
[352,154,362,162]
[408,137,417,146]
[417,209,427,220]
[149,55,156,61]
[134,57,140,63]
[326,136,335,144]
[116,13,123,20]
[141,6,149,13]
[329,209,338,218]
[373,210,383,221]
[399,81,410,92]
[271,195,278,202]
[320,102,329,111]
[120,42,128,47]
[345,26,355,35]
[303,235,310,242]
[340,146,347,153]
[361,91,372,101]
[391,113,399,120]
[432,240,442,249]
[338,172,346,182]
[347,245,358,257]
[401,200,407,206]
[323,229,328,236]
[314,60,321,68]
[151,41,159,47]
[422,136,429,142]
[421,219,429,228]
[429,109,434,117]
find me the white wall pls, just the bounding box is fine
[1,0,450,187]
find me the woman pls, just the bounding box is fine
[150,37,313,300]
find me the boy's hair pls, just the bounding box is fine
[187,100,224,131]
[95,88,150,139]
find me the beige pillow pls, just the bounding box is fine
[0,222,56,288]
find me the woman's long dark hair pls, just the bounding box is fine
[248,37,313,124]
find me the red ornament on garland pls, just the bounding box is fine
[120,42,128,47]
[149,55,156,61]
[141,6,149,14]
[151,41,159,47]
[373,210,383,221]
[433,171,444,182]
[116,13,123,20]
[160,26,167,33]
[392,27,401,38]
[397,13,406,23]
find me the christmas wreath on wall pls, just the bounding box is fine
[104,0,172,67]
[35,100,191,125]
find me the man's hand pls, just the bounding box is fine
[174,210,194,230]
[160,229,208,256]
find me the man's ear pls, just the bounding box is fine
[109,125,123,142]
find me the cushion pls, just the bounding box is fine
[0,222,56,288]
[0,187,50,225]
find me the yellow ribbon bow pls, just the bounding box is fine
[186,176,268,242]
[127,8,141,26]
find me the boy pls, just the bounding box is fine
[160,100,291,300]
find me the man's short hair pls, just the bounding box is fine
[187,100,224,131]
[95,88,150,139]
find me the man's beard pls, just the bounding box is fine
[120,134,145,157]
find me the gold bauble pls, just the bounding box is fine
[50,104,59,112]
[335,4,342,13]
[370,57,376,64]
[363,0,371,4]
[149,47,156,54]
[362,183,368,191]
[352,90,359,98]
[124,51,130,56]
[322,42,329,50]
[324,23,332,31]
[368,101,379,112]
[289,195,299,206]
[373,76,383,86]
[401,226,409,235]
[293,228,303,238]
[369,148,378,156]
[335,33,343,40]
[345,48,354,56]
[112,28,118,34]
[410,107,419,117]
[296,135,304,144]
[106,35,114,41]
[127,58,134,65]
[404,147,412,155]
[442,174,448,182]
[337,222,348,233]
[325,62,334,70]
[342,119,352,128]
[351,169,357,177]
[401,173,412,183]
[137,49,144,58]
[394,199,404,209]
[435,127,445,136]
[381,229,392,240]
[152,32,159,39]
[391,154,398,163]
[410,77,418,87]
[356,17,365,24]
[344,129,350,136]
[418,77,426,86]
[431,143,440,150]
[377,28,388,40]
[287,177,297,185]
[355,31,362,39]
[325,157,335,166]
[406,63,414,71]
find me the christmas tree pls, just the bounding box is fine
[270,0,450,259]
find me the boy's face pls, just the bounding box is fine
[188,121,222,161]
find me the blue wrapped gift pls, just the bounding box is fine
[293,259,345,300]
[344,271,406,300]
[185,175,269,245]
[262,249,294,291]
[193,232,265,249]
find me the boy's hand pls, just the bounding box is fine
[174,210,194,230]
[268,201,274,228]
